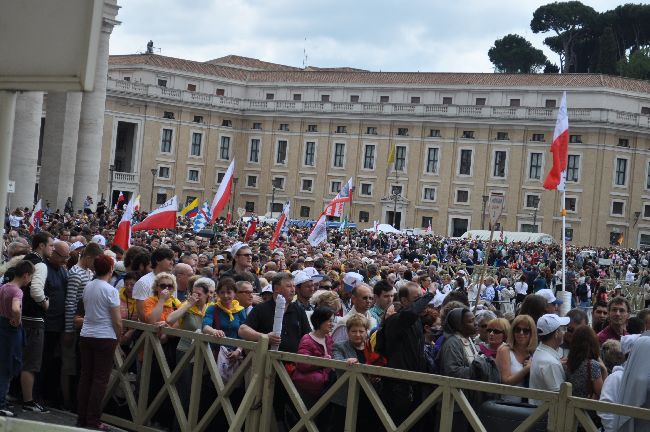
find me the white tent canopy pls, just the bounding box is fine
[460,230,555,244]
[364,223,402,234]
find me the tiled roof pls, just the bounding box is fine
[204,55,301,71]
[108,54,650,94]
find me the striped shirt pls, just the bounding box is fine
[64,264,93,332]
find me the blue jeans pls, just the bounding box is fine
[0,317,23,409]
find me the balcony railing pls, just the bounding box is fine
[107,78,650,128]
[113,171,137,183]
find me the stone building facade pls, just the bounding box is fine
[17,49,650,248]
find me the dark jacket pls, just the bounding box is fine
[379,292,433,372]
[44,260,69,332]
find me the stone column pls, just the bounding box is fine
[72,0,120,211]
[39,92,83,211]
[10,92,43,209]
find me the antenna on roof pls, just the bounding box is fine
[302,37,308,69]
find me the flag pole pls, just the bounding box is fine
[562,189,566,292]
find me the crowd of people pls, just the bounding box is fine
[1,205,650,431]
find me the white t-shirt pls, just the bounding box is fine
[8,215,23,228]
[81,279,120,339]
[132,272,156,301]
[514,281,528,296]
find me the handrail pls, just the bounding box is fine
[103,320,650,432]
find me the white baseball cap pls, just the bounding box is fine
[91,234,106,248]
[230,242,249,257]
[537,314,570,336]
[343,272,364,293]
[262,285,273,294]
[303,267,324,282]
[292,270,312,286]
[537,288,563,305]
[70,241,86,251]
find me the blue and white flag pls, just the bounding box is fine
[193,200,212,232]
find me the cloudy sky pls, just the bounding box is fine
[110,0,622,72]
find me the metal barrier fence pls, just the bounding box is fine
[100,320,650,432]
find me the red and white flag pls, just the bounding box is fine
[543,92,569,192]
[244,218,258,241]
[132,196,178,232]
[308,211,328,246]
[324,178,353,217]
[269,201,290,250]
[112,197,135,250]
[210,160,235,224]
[28,199,43,234]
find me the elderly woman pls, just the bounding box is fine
[77,255,121,430]
[331,314,380,432]
[308,289,342,330]
[479,318,510,358]
[474,310,497,346]
[496,314,537,402]
[439,307,479,431]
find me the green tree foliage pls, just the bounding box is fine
[530,1,598,72]
[488,34,548,73]
[488,2,650,76]
[619,47,650,80]
[597,27,618,75]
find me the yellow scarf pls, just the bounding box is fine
[215,299,244,321]
[151,295,181,309]
[119,288,137,317]
[182,302,207,318]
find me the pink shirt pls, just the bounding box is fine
[0,283,23,319]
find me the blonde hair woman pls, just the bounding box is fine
[495,314,538,403]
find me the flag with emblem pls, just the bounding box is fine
[324,177,353,217]
[193,201,212,232]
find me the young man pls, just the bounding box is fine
[21,232,54,413]
[369,280,395,324]
[592,301,609,333]
[530,314,569,405]
[598,297,630,344]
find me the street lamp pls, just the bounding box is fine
[108,164,115,207]
[150,168,156,211]
[390,185,401,229]
[481,194,489,230]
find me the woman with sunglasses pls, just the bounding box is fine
[496,314,537,402]
[479,318,510,358]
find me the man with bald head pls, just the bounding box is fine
[173,263,195,301]
[40,240,71,408]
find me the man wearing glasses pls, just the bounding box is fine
[221,242,261,292]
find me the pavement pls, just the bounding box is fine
[10,407,126,431]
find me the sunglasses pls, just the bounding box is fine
[158,283,174,289]
[514,327,531,335]
[237,253,253,258]
[487,328,504,335]
[238,290,254,295]
[320,285,333,290]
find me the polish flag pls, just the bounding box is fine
[112,197,135,250]
[269,201,290,250]
[210,160,235,224]
[132,196,178,232]
[28,199,43,234]
[543,92,569,192]
[244,218,258,241]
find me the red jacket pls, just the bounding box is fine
[293,333,334,396]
